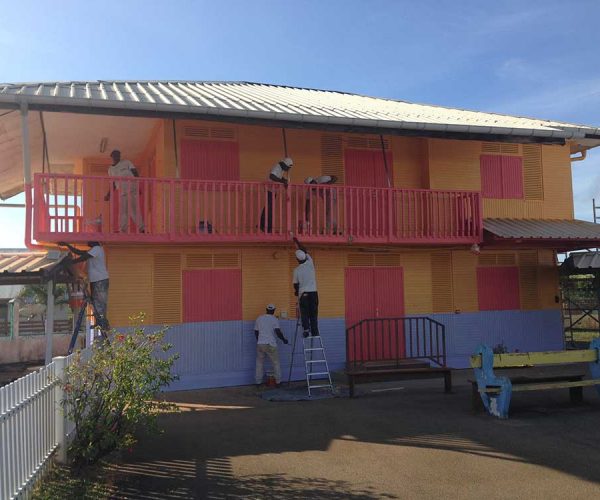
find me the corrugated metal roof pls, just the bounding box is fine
[1,81,599,140]
[0,251,66,274]
[484,218,600,240]
[567,251,600,269]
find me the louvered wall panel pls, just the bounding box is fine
[106,249,153,326]
[542,145,573,219]
[321,135,344,183]
[523,144,543,200]
[241,248,290,321]
[519,265,539,310]
[391,136,426,189]
[482,142,501,154]
[402,253,432,313]
[478,254,497,266]
[500,143,520,155]
[186,254,213,268]
[214,253,240,268]
[452,251,479,312]
[288,251,298,318]
[374,254,401,267]
[153,253,182,324]
[347,253,374,267]
[432,252,453,313]
[497,254,516,266]
[428,139,481,190]
[315,250,345,317]
[183,126,209,138]
[346,136,390,150]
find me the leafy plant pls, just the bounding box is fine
[61,315,179,469]
[18,283,69,306]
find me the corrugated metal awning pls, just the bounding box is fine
[564,251,600,270]
[484,218,600,241]
[0,250,70,285]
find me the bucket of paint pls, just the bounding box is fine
[265,372,276,387]
[69,291,84,310]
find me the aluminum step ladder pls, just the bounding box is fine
[303,335,334,397]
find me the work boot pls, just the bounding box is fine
[303,330,310,338]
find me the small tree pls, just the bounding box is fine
[62,316,179,469]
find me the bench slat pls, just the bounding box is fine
[482,379,600,393]
[470,349,598,369]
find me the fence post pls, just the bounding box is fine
[53,355,68,464]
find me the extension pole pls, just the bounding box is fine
[287,301,301,385]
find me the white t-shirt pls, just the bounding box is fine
[108,160,136,191]
[269,162,285,181]
[293,254,318,295]
[87,245,109,283]
[254,314,281,347]
[315,175,333,184]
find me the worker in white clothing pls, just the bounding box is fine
[292,237,319,337]
[260,157,293,233]
[303,175,338,234]
[254,304,289,388]
[104,150,145,233]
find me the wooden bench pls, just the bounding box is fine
[345,316,451,398]
[470,339,600,419]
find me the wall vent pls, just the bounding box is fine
[321,134,344,183]
[523,144,543,200]
[153,253,182,324]
[432,252,453,312]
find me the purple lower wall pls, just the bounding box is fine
[153,309,563,391]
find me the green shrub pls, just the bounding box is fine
[62,316,178,469]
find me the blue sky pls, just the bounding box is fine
[1,0,600,247]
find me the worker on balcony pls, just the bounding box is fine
[254,304,288,388]
[303,175,338,234]
[292,237,320,337]
[260,157,293,233]
[58,241,110,331]
[104,150,145,233]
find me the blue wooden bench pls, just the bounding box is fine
[470,338,600,419]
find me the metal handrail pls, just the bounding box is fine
[345,316,447,368]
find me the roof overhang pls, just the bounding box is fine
[0,250,75,285]
[484,218,600,251]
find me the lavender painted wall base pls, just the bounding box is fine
[155,309,563,391]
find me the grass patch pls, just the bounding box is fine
[32,455,119,500]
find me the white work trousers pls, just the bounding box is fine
[119,188,145,232]
[255,344,281,384]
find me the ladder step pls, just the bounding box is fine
[305,359,327,364]
[307,372,330,376]
[308,384,333,389]
[304,348,325,351]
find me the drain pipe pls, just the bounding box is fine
[21,101,47,250]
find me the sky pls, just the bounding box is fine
[1,0,600,247]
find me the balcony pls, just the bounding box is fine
[33,173,482,245]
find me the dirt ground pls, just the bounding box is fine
[105,370,600,499]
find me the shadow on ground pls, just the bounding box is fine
[105,371,600,498]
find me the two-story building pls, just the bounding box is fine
[1,81,600,390]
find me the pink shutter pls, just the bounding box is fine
[181,140,240,180]
[345,149,393,187]
[183,269,242,322]
[477,267,520,311]
[501,156,524,199]
[480,155,503,198]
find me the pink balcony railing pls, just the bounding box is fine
[33,174,482,245]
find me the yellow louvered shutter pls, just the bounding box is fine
[519,251,538,309]
[186,254,213,268]
[347,253,375,267]
[497,254,516,266]
[374,254,401,267]
[432,252,453,312]
[213,253,240,268]
[523,144,543,200]
[321,135,344,183]
[153,253,182,324]
[478,254,497,266]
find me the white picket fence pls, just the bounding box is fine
[0,353,80,500]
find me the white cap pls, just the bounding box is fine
[304,177,314,184]
[282,157,293,168]
[266,304,276,311]
[295,249,307,261]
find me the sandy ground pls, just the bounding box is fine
[108,370,600,499]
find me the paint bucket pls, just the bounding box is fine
[68,291,84,310]
[265,372,277,387]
